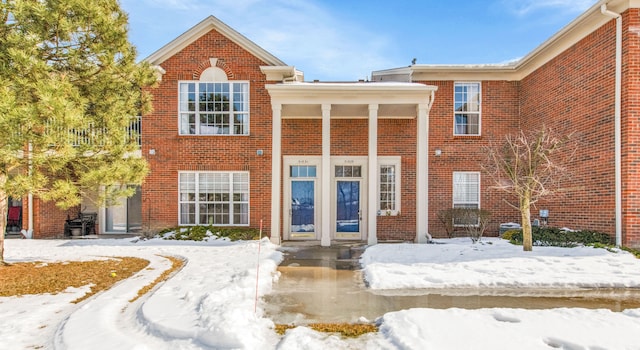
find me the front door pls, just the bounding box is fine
[333,162,366,240]
[336,180,361,237]
[284,158,321,240]
[290,179,316,238]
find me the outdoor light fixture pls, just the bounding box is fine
[435,148,442,156]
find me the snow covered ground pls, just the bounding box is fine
[1,237,640,349]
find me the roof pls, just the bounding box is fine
[373,0,629,81]
[266,81,437,108]
[144,15,287,67]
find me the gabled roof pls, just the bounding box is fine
[373,0,628,82]
[144,15,287,67]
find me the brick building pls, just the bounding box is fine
[17,0,639,248]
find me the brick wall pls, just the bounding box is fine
[32,199,79,238]
[142,29,274,235]
[622,9,640,247]
[420,80,521,237]
[281,118,419,241]
[136,14,632,247]
[519,19,617,237]
[377,119,417,241]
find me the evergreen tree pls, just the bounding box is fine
[0,0,157,264]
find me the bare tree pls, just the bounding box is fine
[482,126,576,251]
[462,208,491,243]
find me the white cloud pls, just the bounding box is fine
[503,0,598,16]
[138,0,201,11]
[127,0,395,81]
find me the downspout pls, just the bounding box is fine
[28,143,33,238]
[601,3,622,246]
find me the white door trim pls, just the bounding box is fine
[330,156,368,241]
[283,156,322,240]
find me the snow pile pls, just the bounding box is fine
[361,238,640,290]
[2,237,640,349]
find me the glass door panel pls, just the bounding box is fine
[105,186,142,233]
[336,180,360,233]
[106,196,127,232]
[127,186,142,232]
[291,180,315,234]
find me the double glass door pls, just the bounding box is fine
[283,157,366,241]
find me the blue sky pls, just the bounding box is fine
[119,0,599,81]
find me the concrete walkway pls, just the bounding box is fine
[278,241,367,270]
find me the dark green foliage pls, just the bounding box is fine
[509,227,612,247]
[161,226,261,242]
[501,229,519,241]
[620,246,640,259]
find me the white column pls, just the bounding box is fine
[270,103,282,245]
[321,104,332,247]
[416,103,429,243]
[368,104,379,245]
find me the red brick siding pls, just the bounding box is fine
[31,13,632,247]
[420,80,521,237]
[519,19,617,237]
[32,199,79,238]
[622,9,640,247]
[281,118,419,241]
[142,29,274,235]
[377,119,417,241]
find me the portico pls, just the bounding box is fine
[266,82,437,246]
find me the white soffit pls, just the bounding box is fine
[266,82,437,105]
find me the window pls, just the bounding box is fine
[453,172,480,208]
[179,82,249,135]
[291,165,316,178]
[179,172,249,225]
[453,172,480,225]
[378,157,401,215]
[335,165,362,178]
[454,82,481,135]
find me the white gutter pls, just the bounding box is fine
[601,3,622,247]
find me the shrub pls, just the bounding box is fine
[621,246,640,259]
[438,208,491,242]
[501,229,519,241]
[160,226,261,241]
[437,208,457,238]
[509,227,612,247]
[462,208,491,243]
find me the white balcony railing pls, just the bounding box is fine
[66,116,141,148]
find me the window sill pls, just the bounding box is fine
[178,134,250,137]
[453,134,482,138]
[378,210,400,217]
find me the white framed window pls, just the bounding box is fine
[179,81,249,135]
[454,82,481,135]
[179,172,249,226]
[378,156,401,216]
[453,171,480,226]
[453,172,480,209]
